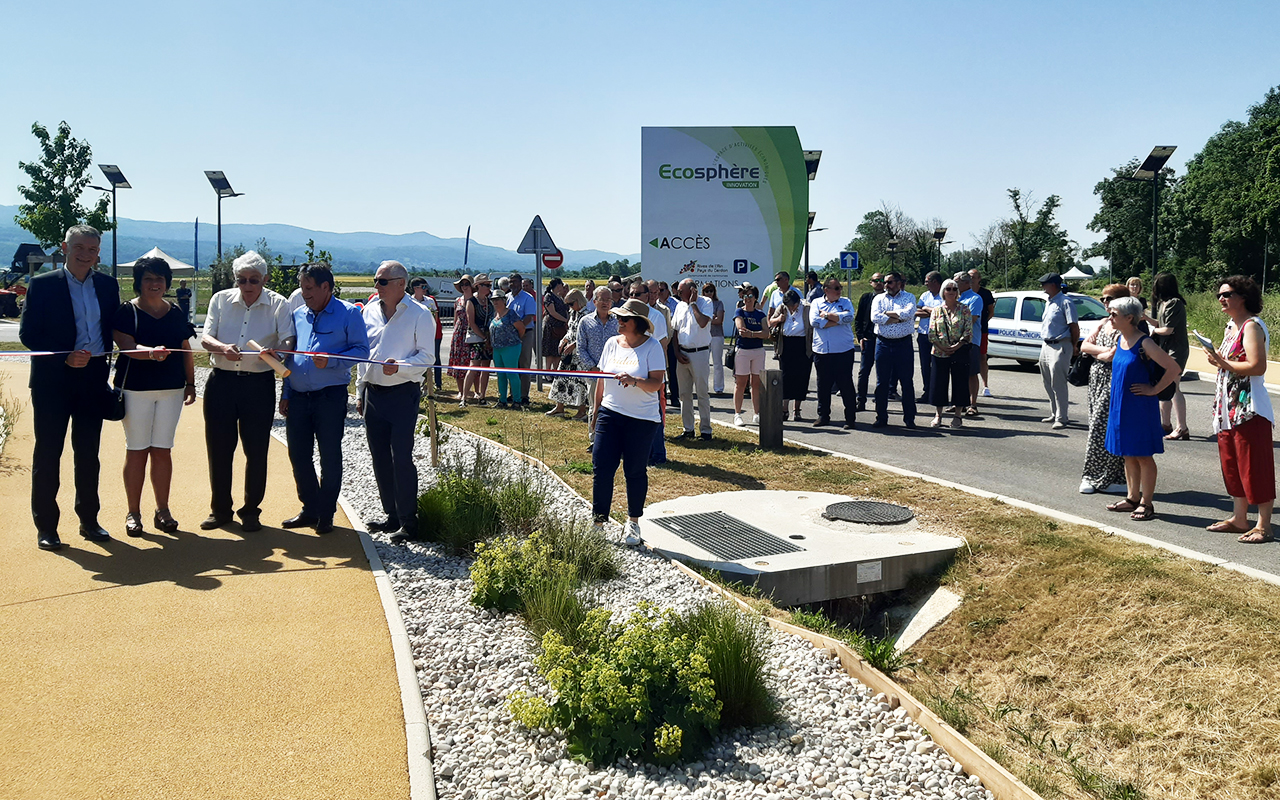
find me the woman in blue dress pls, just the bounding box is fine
[1103,296,1181,521]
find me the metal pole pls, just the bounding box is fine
[217,194,223,260]
[535,252,543,391]
[111,184,118,278]
[1264,228,1270,296]
[804,229,810,272]
[1152,173,1162,279]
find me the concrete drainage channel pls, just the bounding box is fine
[376,420,1044,800]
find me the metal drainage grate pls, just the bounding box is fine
[652,511,805,561]
[823,500,914,525]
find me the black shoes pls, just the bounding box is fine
[855,400,867,412]
[153,510,179,534]
[240,516,262,533]
[79,523,111,542]
[282,513,319,529]
[700,431,713,441]
[871,419,888,428]
[679,431,695,440]
[315,518,335,535]
[37,532,63,550]
[367,518,398,533]
[843,421,857,430]
[201,514,232,530]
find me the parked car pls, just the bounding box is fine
[986,290,1107,365]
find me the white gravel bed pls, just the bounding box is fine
[193,368,994,800]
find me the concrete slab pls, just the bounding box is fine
[641,490,963,606]
[888,586,965,652]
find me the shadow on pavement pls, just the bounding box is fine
[51,525,367,592]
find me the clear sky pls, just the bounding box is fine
[3,0,1277,267]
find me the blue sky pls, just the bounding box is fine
[2,0,1277,266]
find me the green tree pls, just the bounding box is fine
[1166,85,1280,288]
[1004,189,1072,287]
[14,121,113,248]
[1085,159,1178,281]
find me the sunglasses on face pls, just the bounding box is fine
[1218,291,1235,300]
[236,276,261,285]
[375,277,403,287]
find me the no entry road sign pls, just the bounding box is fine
[543,250,564,269]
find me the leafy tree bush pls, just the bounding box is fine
[15,121,112,248]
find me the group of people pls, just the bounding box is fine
[20,225,1276,550]
[22,225,436,550]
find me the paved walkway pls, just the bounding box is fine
[0,362,409,800]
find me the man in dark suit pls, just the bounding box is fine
[20,225,120,550]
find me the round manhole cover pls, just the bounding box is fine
[823,500,914,525]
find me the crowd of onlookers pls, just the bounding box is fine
[22,222,1275,551]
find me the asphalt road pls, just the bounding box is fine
[697,351,1280,577]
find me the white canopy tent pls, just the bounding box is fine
[1061,266,1093,281]
[119,247,196,277]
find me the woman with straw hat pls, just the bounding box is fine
[591,298,666,547]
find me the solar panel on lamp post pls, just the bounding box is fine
[90,164,130,278]
[1133,147,1176,278]
[204,171,245,261]
[933,227,948,277]
[803,151,821,281]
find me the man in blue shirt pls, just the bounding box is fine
[808,277,858,429]
[506,273,537,405]
[20,225,119,549]
[280,263,370,533]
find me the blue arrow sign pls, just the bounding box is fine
[840,251,859,271]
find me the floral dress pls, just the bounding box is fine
[549,307,590,407]
[1081,324,1126,490]
[447,296,471,380]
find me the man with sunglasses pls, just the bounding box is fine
[870,272,919,428]
[359,261,435,543]
[854,273,885,411]
[200,251,295,531]
[280,263,370,534]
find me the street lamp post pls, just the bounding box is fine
[1126,146,1176,277]
[89,164,130,278]
[802,150,822,279]
[933,227,949,278]
[204,171,245,261]
[887,238,899,267]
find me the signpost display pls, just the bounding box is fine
[840,251,859,271]
[542,249,564,270]
[517,216,559,390]
[641,127,809,291]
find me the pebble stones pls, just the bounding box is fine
[280,396,996,800]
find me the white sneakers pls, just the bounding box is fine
[751,414,760,425]
[1052,420,1067,430]
[734,413,745,427]
[1079,480,1096,494]
[623,520,642,547]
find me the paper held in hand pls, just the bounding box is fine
[1192,330,1215,350]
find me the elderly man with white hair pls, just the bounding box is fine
[358,260,436,543]
[199,250,295,531]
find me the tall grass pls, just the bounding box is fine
[1183,289,1280,357]
[673,602,776,728]
[540,517,619,582]
[416,471,502,554]
[497,477,546,537]
[520,564,590,647]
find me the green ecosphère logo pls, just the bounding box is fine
[658,163,761,189]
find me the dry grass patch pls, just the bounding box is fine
[441,387,1280,800]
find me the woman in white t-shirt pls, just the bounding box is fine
[591,299,667,546]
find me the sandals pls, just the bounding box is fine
[125,512,145,537]
[1163,428,1190,441]
[545,408,565,417]
[1129,504,1157,521]
[1207,519,1251,534]
[154,509,179,533]
[1238,528,1274,544]
[964,406,979,417]
[1107,498,1140,513]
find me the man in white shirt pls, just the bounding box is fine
[632,281,671,465]
[672,278,715,440]
[200,251,296,531]
[358,261,436,543]
[915,271,944,403]
[870,271,919,428]
[410,277,443,390]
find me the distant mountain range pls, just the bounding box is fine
[0,206,640,274]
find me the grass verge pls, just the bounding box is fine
[442,386,1280,800]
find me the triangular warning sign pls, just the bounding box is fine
[517,215,558,254]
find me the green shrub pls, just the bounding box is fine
[497,478,546,537]
[520,562,590,645]
[540,517,619,583]
[530,604,722,765]
[416,471,502,554]
[471,536,554,612]
[672,602,776,728]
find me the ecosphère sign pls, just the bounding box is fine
[641,126,808,290]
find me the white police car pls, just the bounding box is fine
[986,290,1107,365]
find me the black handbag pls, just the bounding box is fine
[1067,351,1094,387]
[102,303,137,421]
[1140,337,1177,401]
